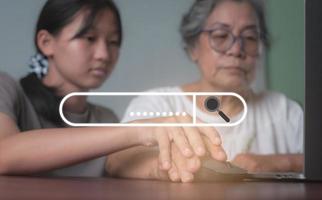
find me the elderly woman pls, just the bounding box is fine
[107,0,303,182]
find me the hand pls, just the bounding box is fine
[166,143,200,183]
[163,137,226,183]
[231,153,296,172]
[134,115,224,172]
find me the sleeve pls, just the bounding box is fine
[263,92,304,154]
[0,72,20,122]
[287,99,304,154]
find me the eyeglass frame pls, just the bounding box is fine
[200,28,262,57]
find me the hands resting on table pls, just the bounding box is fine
[107,116,304,183]
[154,145,303,182]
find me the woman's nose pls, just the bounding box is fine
[226,38,245,58]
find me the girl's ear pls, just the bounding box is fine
[36,30,55,57]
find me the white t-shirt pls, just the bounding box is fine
[122,87,303,160]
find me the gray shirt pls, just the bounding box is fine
[0,72,119,177]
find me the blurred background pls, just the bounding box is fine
[0,0,304,118]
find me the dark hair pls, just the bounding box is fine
[35,0,123,54]
[20,0,122,125]
[180,0,270,53]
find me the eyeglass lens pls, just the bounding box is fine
[208,29,259,56]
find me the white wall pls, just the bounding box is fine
[0,0,45,78]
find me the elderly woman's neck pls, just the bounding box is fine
[183,81,252,99]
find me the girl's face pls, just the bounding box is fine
[191,1,261,92]
[47,9,120,91]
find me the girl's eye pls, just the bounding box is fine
[84,35,96,42]
[108,40,121,47]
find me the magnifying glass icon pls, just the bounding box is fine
[204,96,230,122]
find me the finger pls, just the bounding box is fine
[157,129,172,170]
[169,126,193,157]
[183,126,206,156]
[231,154,252,170]
[196,118,222,145]
[204,136,227,161]
[168,163,180,182]
[172,144,194,183]
[172,141,201,173]
[186,156,201,173]
[176,116,206,156]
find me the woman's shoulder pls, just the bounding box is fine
[257,91,301,106]
[252,90,303,118]
[249,92,304,154]
[130,86,183,105]
[127,86,182,103]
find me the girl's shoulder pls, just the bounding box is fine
[0,71,20,89]
[0,71,23,99]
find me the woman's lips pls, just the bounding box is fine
[221,66,247,74]
[91,67,108,77]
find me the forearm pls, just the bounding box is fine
[280,154,303,172]
[0,127,141,175]
[232,153,304,172]
[106,146,168,180]
[264,154,303,172]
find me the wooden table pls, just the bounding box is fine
[1,175,322,199]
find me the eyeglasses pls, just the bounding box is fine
[202,28,261,57]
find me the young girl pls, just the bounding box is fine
[0,0,226,178]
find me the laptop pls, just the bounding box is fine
[197,0,322,182]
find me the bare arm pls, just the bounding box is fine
[0,113,142,175]
[106,146,166,180]
[0,113,225,176]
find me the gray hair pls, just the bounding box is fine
[180,0,270,53]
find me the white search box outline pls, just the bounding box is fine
[59,92,247,127]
